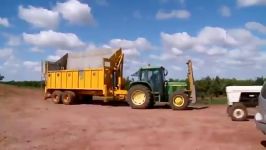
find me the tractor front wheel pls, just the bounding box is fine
[127,85,152,109]
[169,92,189,110]
[230,103,247,121]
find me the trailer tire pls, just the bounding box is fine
[127,85,151,109]
[62,91,76,105]
[51,90,62,104]
[230,103,247,121]
[169,92,189,110]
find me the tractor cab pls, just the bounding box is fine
[131,66,167,99]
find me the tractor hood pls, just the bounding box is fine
[167,81,187,95]
[168,81,187,87]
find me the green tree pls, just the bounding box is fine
[211,76,222,97]
[254,76,264,85]
[0,74,4,81]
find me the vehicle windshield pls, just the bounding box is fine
[140,69,160,82]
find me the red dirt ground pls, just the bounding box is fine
[0,84,265,150]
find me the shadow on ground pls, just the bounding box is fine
[247,115,254,119]
[75,98,209,110]
[261,141,266,147]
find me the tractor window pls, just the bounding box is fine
[149,70,160,84]
[148,71,153,80]
[139,69,162,83]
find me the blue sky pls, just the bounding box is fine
[0,0,266,80]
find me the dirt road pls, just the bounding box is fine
[0,84,265,150]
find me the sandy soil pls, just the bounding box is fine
[0,84,265,150]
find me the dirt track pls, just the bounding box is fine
[0,84,265,150]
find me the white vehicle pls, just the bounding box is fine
[226,86,262,121]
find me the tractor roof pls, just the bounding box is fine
[131,66,165,76]
[140,66,165,70]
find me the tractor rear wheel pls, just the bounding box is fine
[51,90,62,104]
[127,85,152,109]
[62,91,76,105]
[169,92,189,110]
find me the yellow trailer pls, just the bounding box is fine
[44,49,127,104]
[44,48,196,110]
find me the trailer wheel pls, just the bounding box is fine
[127,85,151,109]
[62,91,76,105]
[230,103,247,121]
[51,90,62,104]
[169,92,189,110]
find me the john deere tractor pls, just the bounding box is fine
[126,60,196,110]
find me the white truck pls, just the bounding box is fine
[226,86,262,121]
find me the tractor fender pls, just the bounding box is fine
[129,81,152,91]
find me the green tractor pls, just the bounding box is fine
[126,60,196,110]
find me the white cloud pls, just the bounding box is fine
[30,47,43,53]
[171,48,183,55]
[3,57,20,68]
[237,0,266,7]
[2,34,21,46]
[109,38,152,50]
[161,32,195,51]
[171,66,182,71]
[207,47,228,55]
[18,5,59,29]
[95,0,108,6]
[0,17,10,27]
[7,36,21,46]
[156,9,190,20]
[0,48,13,60]
[108,37,153,56]
[47,49,70,61]
[158,25,266,78]
[54,0,95,25]
[219,5,231,17]
[198,27,237,47]
[150,53,176,61]
[245,21,266,34]
[159,0,186,5]
[23,30,86,50]
[161,26,264,56]
[23,61,41,72]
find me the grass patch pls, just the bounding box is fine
[197,96,227,105]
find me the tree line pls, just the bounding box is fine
[0,73,264,97]
[194,76,264,99]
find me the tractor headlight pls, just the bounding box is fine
[255,112,263,121]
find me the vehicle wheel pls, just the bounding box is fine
[51,90,62,104]
[227,106,232,116]
[62,91,76,105]
[169,92,189,110]
[127,85,151,109]
[230,103,247,121]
